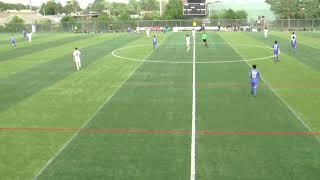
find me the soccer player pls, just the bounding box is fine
[192,29,196,40]
[291,36,297,53]
[273,41,280,62]
[202,32,208,46]
[27,32,32,43]
[152,35,158,50]
[10,34,16,48]
[127,26,131,33]
[146,28,150,38]
[264,27,268,39]
[249,64,260,97]
[186,34,191,52]
[73,48,81,71]
[22,28,27,40]
[291,32,296,41]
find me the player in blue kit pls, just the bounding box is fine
[273,41,280,62]
[249,64,260,97]
[10,34,16,48]
[291,36,297,53]
[152,35,158,50]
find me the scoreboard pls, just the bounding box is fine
[183,0,206,16]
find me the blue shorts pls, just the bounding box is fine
[251,81,258,88]
[291,43,296,48]
[274,50,279,55]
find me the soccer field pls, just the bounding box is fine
[1,31,320,179]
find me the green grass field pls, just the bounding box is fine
[1,31,320,180]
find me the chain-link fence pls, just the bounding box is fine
[1,19,320,33]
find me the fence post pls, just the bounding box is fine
[312,19,315,27]
[288,18,291,30]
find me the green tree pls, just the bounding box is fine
[235,10,248,19]
[223,9,236,19]
[64,0,82,14]
[5,16,25,32]
[163,0,183,19]
[60,15,76,23]
[39,0,63,15]
[97,12,112,21]
[303,0,320,18]
[210,9,248,19]
[119,11,132,20]
[140,0,159,11]
[265,0,302,18]
[0,2,34,11]
[110,3,127,17]
[87,0,108,13]
[128,0,141,14]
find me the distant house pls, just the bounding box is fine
[70,11,100,21]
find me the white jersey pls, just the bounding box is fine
[27,33,32,42]
[264,29,268,38]
[73,50,81,62]
[186,37,191,45]
[146,29,150,38]
[291,34,296,41]
[192,30,196,38]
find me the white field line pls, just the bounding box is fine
[32,52,148,180]
[190,36,196,180]
[111,44,274,64]
[221,36,320,143]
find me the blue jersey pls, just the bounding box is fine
[11,37,16,44]
[153,37,157,45]
[273,44,279,55]
[249,69,260,83]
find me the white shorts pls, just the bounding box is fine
[186,42,190,46]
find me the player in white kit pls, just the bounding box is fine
[146,28,150,38]
[73,48,81,71]
[186,34,191,52]
[192,29,196,40]
[27,32,32,43]
[264,27,268,39]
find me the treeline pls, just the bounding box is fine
[210,9,248,19]
[266,0,320,18]
[0,2,36,11]
[39,0,81,15]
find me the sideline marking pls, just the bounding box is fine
[190,35,196,180]
[221,36,320,143]
[1,127,320,135]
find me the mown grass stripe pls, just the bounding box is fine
[0,34,140,113]
[0,34,92,62]
[0,34,115,78]
[251,32,320,70]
